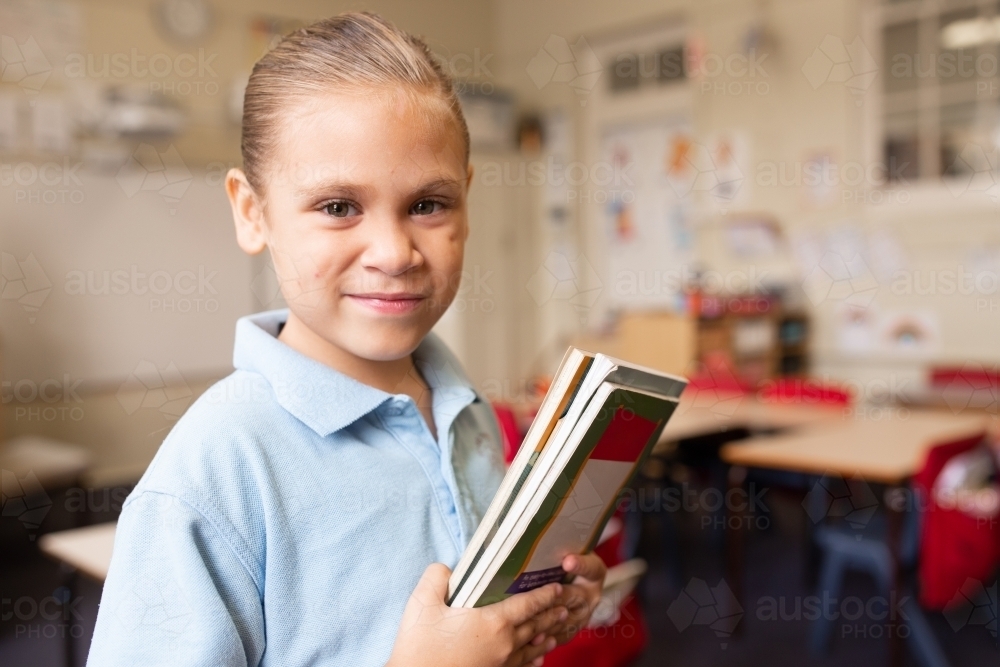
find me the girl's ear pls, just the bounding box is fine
[226,168,268,255]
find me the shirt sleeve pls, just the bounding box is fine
[87,490,265,666]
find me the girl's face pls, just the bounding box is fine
[248,90,470,362]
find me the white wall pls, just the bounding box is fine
[1,169,254,386]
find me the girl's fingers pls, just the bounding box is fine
[493,582,562,626]
[410,563,452,605]
[561,553,607,583]
[555,583,593,615]
[510,635,557,667]
[513,605,567,646]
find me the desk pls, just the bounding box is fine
[38,523,116,667]
[720,410,989,484]
[898,384,1000,417]
[39,522,116,582]
[661,391,846,442]
[0,436,91,492]
[719,411,989,667]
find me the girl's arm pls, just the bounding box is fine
[87,491,264,666]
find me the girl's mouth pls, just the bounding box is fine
[345,292,427,314]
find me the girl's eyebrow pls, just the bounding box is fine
[293,177,464,202]
[412,178,464,197]
[294,181,375,201]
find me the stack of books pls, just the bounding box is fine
[448,348,688,608]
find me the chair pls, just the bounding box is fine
[927,364,1000,414]
[491,403,523,465]
[913,437,1000,609]
[756,377,852,407]
[928,364,1000,392]
[808,433,988,667]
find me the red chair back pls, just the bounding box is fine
[492,403,522,465]
[687,372,752,394]
[914,432,999,609]
[912,434,984,495]
[929,365,1000,390]
[757,377,852,406]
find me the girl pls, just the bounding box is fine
[87,12,605,667]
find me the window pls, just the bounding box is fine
[606,45,686,94]
[881,0,1000,181]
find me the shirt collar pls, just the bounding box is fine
[232,309,480,437]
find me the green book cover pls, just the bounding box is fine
[472,387,677,607]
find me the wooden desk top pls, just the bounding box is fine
[0,436,91,488]
[720,410,989,484]
[662,392,846,441]
[38,522,116,582]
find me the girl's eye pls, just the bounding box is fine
[323,201,358,218]
[410,199,443,216]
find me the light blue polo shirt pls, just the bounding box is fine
[87,309,506,666]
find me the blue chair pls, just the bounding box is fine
[807,475,949,667]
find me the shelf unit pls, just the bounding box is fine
[693,294,810,385]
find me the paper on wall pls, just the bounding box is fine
[600,118,696,309]
[835,303,878,356]
[877,310,941,358]
[705,131,748,211]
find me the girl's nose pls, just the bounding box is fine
[358,215,423,276]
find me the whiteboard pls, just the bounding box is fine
[1,166,256,387]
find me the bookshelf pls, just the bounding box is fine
[694,294,810,385]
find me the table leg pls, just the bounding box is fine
[726,465,748,637]
[884,486,906,667]
[60,565,78,667]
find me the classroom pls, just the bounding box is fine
[1,0,997,666]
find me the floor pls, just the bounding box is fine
[0,483,996,666]
[630,483,998,667]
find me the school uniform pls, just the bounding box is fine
[87,308,505,666]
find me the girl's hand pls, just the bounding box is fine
[387,563,568,667]
[548,553,608,645]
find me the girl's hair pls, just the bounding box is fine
[241,12,470,193]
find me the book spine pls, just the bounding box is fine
[447,450,539,604]
[447,354,592,603]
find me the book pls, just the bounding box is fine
[447,349,687,608]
